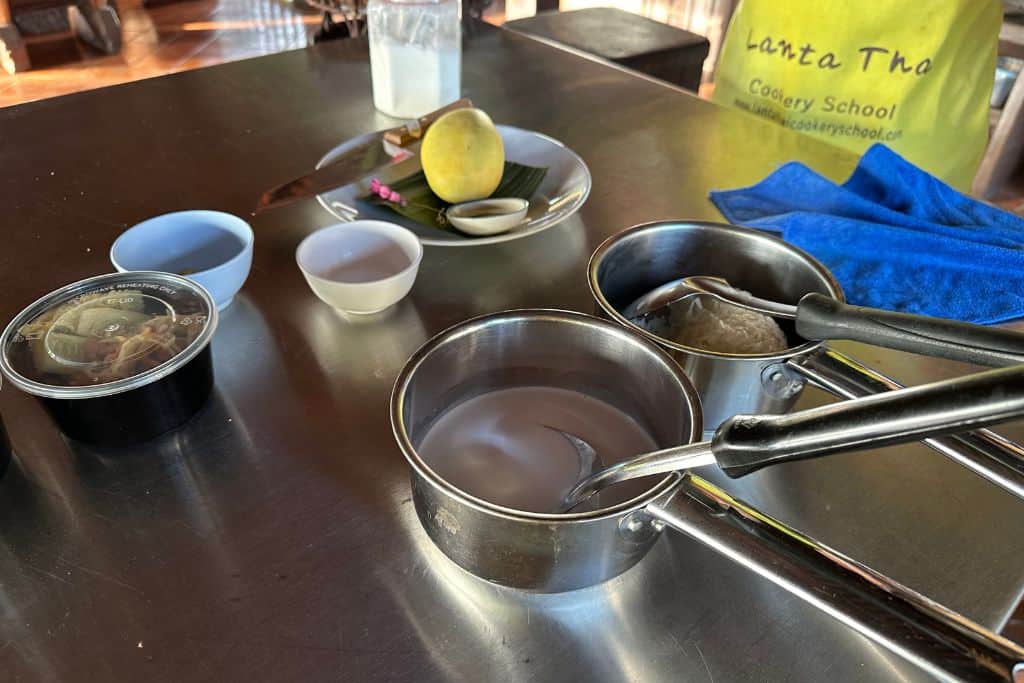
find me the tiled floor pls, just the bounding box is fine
[0,0,318,107]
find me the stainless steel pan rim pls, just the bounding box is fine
[587,220,845,360]
[390,308,703,523]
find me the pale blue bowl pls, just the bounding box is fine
[110,211,254,310]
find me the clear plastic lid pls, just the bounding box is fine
[0,272,217,399]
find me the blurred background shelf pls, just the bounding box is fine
[975,15,1024,202]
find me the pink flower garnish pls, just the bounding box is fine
[369,177,406,205]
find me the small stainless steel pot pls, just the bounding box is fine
[391,309,1024,681]
[392,309,702,591]
[588,221,841,431]
[588,221,1024,501]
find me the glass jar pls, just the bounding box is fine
[367,0,462,118]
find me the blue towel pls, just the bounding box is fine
[709,144,1024,324]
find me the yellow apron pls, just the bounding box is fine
[712,0,1000,191]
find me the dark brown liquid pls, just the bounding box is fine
[417,386,659,513]
[458,204,509,218]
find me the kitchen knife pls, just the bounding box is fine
[255,98,472,212]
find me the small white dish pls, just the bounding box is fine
[316,125,591,246]
[110,210,254,311]
[296,221,422,315]
[446,198,529,236]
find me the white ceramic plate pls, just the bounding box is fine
[315,125,591,246]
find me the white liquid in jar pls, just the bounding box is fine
[416,386,660,513]
[369,38,461,118]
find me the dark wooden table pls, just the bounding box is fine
[1,24,1022,682]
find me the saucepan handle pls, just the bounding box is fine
[787,348,1024,502]
[712,364,1024,478]
[796,294,1024,367]
[647,475,1024,682]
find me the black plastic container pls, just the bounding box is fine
[0,411,11,479]
[39,344,214,446]
[0,272,218,447]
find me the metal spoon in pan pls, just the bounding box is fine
[624,276,1024,368]
[552,363,1024,513]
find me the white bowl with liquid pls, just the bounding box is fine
[296,221,423,315]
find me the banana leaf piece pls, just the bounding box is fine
[361,162,548,235]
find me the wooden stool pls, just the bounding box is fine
[506,8,710,92]
[0,0,121,73]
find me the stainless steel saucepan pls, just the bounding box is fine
[588,221,1024,501]
[391,309,1024,682]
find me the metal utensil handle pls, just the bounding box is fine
[789,348,1024,502]
[561,441,715,511]
[795,294,1024,367]
[713,364,1024,478]
[382,98,473,146]
[648,475,1024,682]
[688,276,798,319]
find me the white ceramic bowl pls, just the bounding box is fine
[110,210,254,311]
[296,221,422,314]
[446,198,529,236]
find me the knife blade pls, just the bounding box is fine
[346,147,424,198]
[255,98,472,212]
[257,137,406,212]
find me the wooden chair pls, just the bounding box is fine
[0,0,121,73]
[973,19,1024,199]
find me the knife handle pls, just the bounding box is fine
[383,98,473,146]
